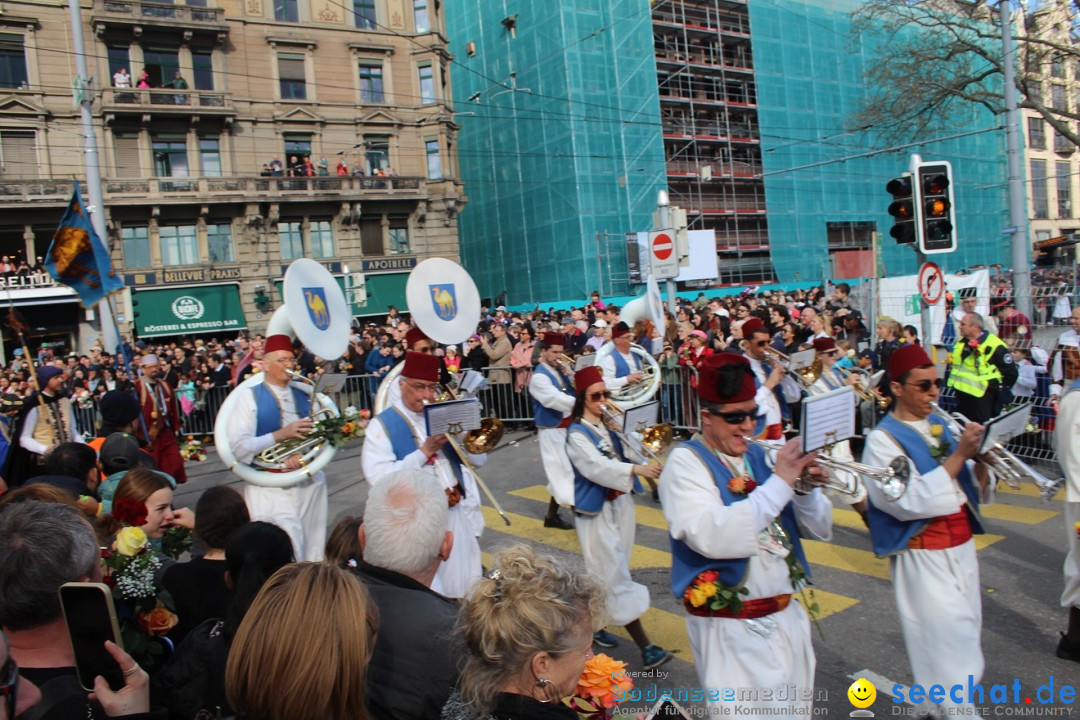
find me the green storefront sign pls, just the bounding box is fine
[135,284,247,338]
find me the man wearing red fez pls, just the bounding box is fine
[227,333,327,561]
[597,321,647,392]
[526,331,575,529]
[738,316,796,441]
[658,352,831,715]
[565,365,672,669]
[135,352,186,485]
[862,343,988,717]
[362,350,486,598]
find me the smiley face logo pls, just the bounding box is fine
[848,678,876,708]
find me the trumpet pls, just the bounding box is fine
[554,353,577,378]
[834,365,891,409]
[742,436,909,501]
[929,403,1064,501]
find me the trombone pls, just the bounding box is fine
[762,347,820,390]
[599,403,673,494]
[929,403,1064,501]
[834,365,892,409]
[742,436,910,501]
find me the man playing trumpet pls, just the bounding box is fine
[527,331,576,529]
[659,353,832,715]
[861,344,988,717]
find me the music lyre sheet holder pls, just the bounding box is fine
[979,403,1031,455]
[619,400,659,434]
[314,372,346,395]
[800,386,856,454]
[787,348,816,372]
[424,397,482,438]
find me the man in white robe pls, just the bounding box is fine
[597,321,645,391]
[527,331,575,528]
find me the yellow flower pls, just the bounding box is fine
[697,582,718,599]
[687,585,710,608]
[1074,521,1080,537]
[930,424,943,437]
[114,526,148,557]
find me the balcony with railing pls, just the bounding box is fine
[91,0,229,38]
[101,88,235,117]
[665,159,761,178]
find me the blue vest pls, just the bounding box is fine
[865,413,983,556]
[612,351,642,378]
[1067,377,1080,396]
[567,421,642,515]
[531,364,574,428]
[253,383,311,438]
[669,437,810,599]
[818,368,843,392]
[374,407,465,490]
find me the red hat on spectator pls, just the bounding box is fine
[697,353,756,405]
[741,317,765,337]
[541,332,566,347]
[264,335,294,355]
[401,351,440,382]
[812,337,837,353]
[611,322,631,339]
[888,344,933,381]
[574,366,604,393]
[404,327,430,348]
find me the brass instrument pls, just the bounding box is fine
[254,370,338,467]
[762,347,819,390]
[832,365,891,409]
[554,353,577,378]
[598,402,672,494]
[929,403,1064,501]
[742,436,909,501]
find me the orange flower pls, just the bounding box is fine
[698,570,720,584]
[727,476,747,494]
[341,422,355,435]
[137,603,178,637]
[575,653,633,709]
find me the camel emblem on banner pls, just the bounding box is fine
[430,284,457,321]
[303,287,331,330]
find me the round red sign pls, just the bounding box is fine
[652,233,673,260]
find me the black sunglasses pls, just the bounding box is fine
[588,390,612,401]
[707,407,761,425]
[1,655,17,720]
[904,378,942,392]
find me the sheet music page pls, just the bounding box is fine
[620,400,659,434]
[314,372,347,395]
[575,354,596,371]
[800,387,857,453]
[787,349,816,372]
[980,403,1031,454]
[457,369,486,395]
[424,398,482,437]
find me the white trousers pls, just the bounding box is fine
[1063,502,1080,609]
[539,427,575,507]
[243,474,328,562]
[576,494,649,627]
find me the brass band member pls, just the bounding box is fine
[1054,372,1080,663]
[527,331,575,529]
[659,353,831,715]
[5,365,82,485]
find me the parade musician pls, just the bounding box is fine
[6,365,82,486]
[527,331,575,529]
[597,322,645,392]
[1054,373,1080,663]
[135,354,187,484]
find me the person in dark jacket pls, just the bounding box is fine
[26,442,99,505]
[351,469,460,720]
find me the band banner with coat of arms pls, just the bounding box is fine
[45,185,124,307]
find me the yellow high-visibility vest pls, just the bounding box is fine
[947,334,1007,398]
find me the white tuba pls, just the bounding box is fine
[214,259,351,488]
[595,279,664,410]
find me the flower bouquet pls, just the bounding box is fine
[313,406,370,448]
[179,435,207,462]
[565,653,634,720]
[75,390,95,409]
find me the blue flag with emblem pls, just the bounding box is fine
[45,185,123,308]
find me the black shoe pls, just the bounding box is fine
[544,513,573,530]
[1057,633,1080,662]
[651,488,661,504]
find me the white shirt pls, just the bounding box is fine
[229,381,299,465]
[19,396,84,454]
[528,362,575,417]
[747,355,782,428]
[1055,389,1080,502]
[598,347,640,390]
[565,419,636,493]
[1051,328,1079,397]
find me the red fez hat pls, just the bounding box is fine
[888,344,933,381]
[811,337,836,353]
[401,351,441,383]
[574,365,604,393]
[697,352,756,405]
[541,332,566,347]
[741,317,765,337]
[404,327,430,348]
[264,334,294,355]
[611,322,631,339]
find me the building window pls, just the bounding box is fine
[0,34,27,89]
[159,225,199,266]
[1028,117,1046,150]
[1055,129,1074,153]
[1058,161,1072,218]
[310,220,334,258]
[414,0,429,32]
[0,130,36,179]
[1052,55,1065,78]
[208,223,234,263]
[275,0,299,22]
[1031,159,1049,219]
[1052,84,1067,113]
[354,0,376,29]
[279,221,303,259]
[364,135,389,174]
[418,64,434,104]
[283,133,312,160]
[278,54,306,100]
[152,135,188,177]
[142,48,180,88]
[113,132,141,177]
[425,138,441,179]
[107,46,130,83]
[359,63,384,103]
[199,138,221,177]
[122,226,151,268]
[192,51,214,90]
[389,225,410,254]
[1030,81,1043,106]
[360,217,382,255]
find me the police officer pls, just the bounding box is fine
[947,312,1017,423]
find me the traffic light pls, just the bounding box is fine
[886,174,920,245]
[917,161,956,254]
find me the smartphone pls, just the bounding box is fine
[58,582,125,692]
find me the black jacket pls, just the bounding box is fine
[350,560,461,720]
[150,618,232,720]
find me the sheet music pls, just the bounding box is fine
[868,370,885,389]
[314,372,346,395]
[800,387,857,453]
[457,369,486,395]
[787,349,816,372]
[980,404,1031,454]
[574,354,596,371]
[424,398,482,437]
[619,400,659,434]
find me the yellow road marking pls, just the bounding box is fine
[832,507,1004,549]
[980,503,1058,525]
[995,481,1063,501]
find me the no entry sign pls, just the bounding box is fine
[648,230,678,279]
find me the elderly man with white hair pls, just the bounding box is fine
[351,469,460,720]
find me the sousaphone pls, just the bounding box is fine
[214,259,350,488]
[594,276,663,410]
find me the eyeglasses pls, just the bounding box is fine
[0,655,17,720]
[904,378,942,392]
[588,391,612,401]
[751,339,769,347]
[706,407,760,425]
[413,345,434,354]
[406,381,440,393]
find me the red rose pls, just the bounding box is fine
[698,570,720,584]
[112,498,148,527]
[745,478,758,494]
